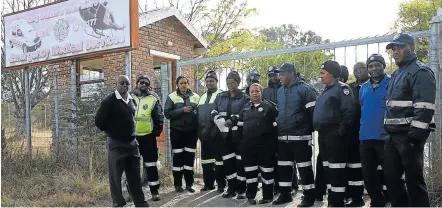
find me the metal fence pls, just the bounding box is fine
[176,13,442,205]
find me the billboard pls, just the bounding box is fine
[4,0,134,68]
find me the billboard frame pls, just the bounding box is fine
[3,0,139,70]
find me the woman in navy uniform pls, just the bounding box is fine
[235,83,278,205]
[211,71,250,199]
[313,60,356,207]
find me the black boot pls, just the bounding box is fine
[201,185,216,191]
[222,190,237,198]
[186,186,196,193]
[259,198,273,204]
[217,187,225,193]
[175,186,184,193]
[272,193,293,205]
[298,198,315,207]
[346,198,365,207]
[248,199,257,205]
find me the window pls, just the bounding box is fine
[79,58,105,99]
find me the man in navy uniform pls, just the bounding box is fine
[273,63,317,207]
[383,33,436,207]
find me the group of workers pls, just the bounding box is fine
[95,33,436,207]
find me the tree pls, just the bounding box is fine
[392,0,442,63]
[1,0,57,138]
[260,24,330,48]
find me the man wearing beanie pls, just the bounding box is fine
[211,70,249,199]
[313,60,356,207]
[273,62,317,207]
[359,54,390,207]
[130,74,164,201]
[344,62,369,207]
[197,70,226,193]
[384,33,435,207]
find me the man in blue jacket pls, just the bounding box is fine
[384,33,436,207]
[359,54,390,207]
[273,63,317,207]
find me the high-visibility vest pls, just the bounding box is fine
[198,89,222,105]
[133,95,158,136]
[169,91,200,105]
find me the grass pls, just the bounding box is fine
[1,129,173,207]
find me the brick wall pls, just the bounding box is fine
[50,16,201,142]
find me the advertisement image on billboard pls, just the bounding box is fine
[4,0,132,68]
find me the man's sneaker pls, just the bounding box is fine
[272,193,293,205]
[151,194,160,201]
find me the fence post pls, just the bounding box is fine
[161,62,172,169]
[70,60,77,152]
[24,67,32,156]
[430,9,442,178]
[125,50,132,90]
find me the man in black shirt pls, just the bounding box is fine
[95,75,149,207]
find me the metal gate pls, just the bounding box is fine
[175,11,442,204]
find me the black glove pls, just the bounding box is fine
[152,130,162,137]
[231,115,239,126]
[408,127,430,147]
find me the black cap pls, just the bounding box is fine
[247,71,261,82]
[320,60,341,78]
[227,71,241,84]
[340,65,349,83]
[205,70,218,81]
[366,54,386,68]
[267,66,279,75]
[278,62,297,74]
[386,33,415,49]
[136,75,151,84]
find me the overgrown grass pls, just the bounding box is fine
[1,131,173,207]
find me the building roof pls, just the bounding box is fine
[139,7,208,49]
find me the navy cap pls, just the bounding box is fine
[386,33,415,49]
[267,66,279,75]
[247,71,261,82]
[278,62,297,74]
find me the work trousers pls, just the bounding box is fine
[346,138,364,201]
[107,137,148,207]
[318,130,348,206]
[360,140,388,206]
[384,133,430,207]
[220,132,246,194]
[170,128,198,188]
[200,138,226,189]
[314,153,327,197]
[277,140,315,200]
[137,134,160,194]
[242,143,275,200]
[274,156,299,192]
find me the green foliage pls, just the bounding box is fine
[392,0,442,63]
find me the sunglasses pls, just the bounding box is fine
[139,81,149,86]
[119,81,130,86]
